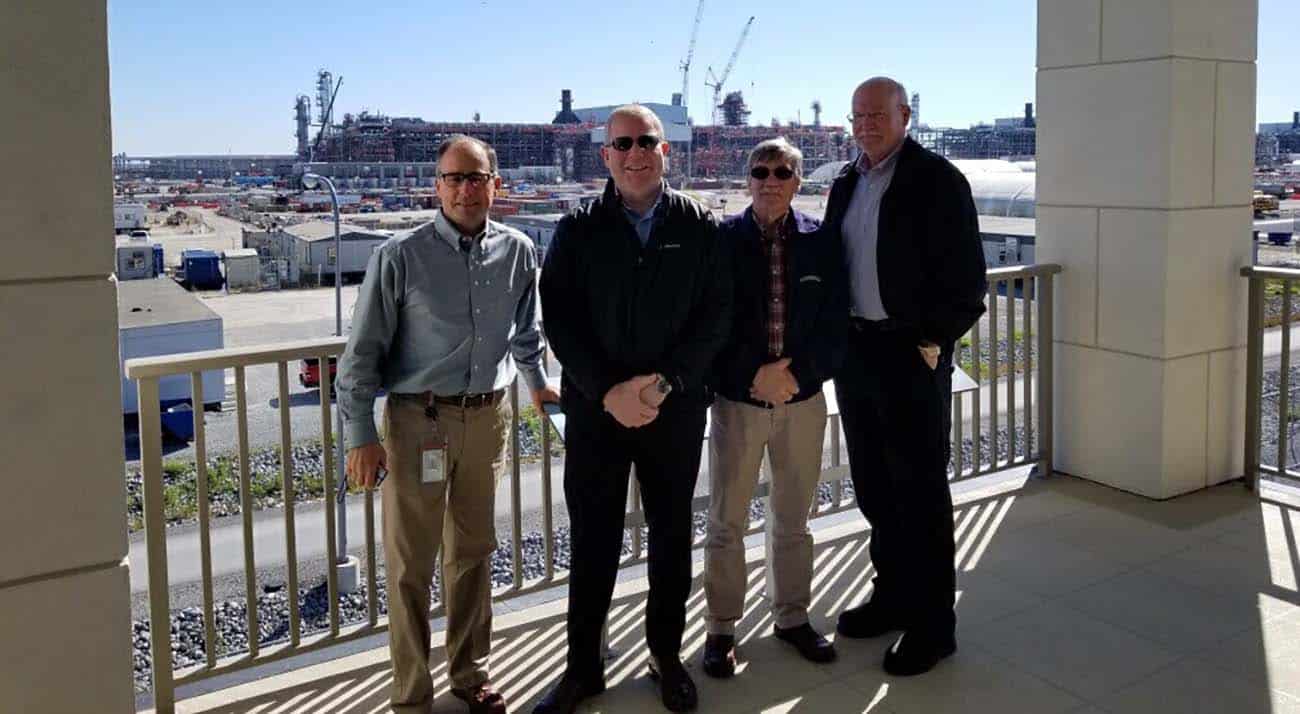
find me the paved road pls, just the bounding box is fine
[127,456,565,594]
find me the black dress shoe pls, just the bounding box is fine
[532,672,605,714]
[701,633,737,678]
[836,598,901,639]
[647,656,699,712]
[882,631,956,676]
[774,622,837,664]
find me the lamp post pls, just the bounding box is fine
[301,171,357,593]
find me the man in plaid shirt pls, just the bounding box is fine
[702,137,850,678]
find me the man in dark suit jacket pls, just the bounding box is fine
[826,77,987,676]
[702,138,848,679]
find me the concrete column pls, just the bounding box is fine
[1036,0,1257,497]
[0,1,134,711]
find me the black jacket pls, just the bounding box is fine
[713,207,848,407]
[824,137,987,350]
[540,180,732,413]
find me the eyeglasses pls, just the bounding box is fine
[847,108,905,124]
[607,134,662,151]
[750,166,796,181]
[438,171,494,187]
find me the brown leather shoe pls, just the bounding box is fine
[451,681,508,714]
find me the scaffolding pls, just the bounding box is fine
[914,124,1037,160]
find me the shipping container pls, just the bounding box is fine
[115,240,156,281]
[222,248,262,291]
[178,249,224,290]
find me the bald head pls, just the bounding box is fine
[854,77,908,107]
[850,76,911,164]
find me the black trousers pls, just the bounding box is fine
[561,402,707,681]
[833,324,956,640]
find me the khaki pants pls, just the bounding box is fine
[381,393,509,707]
[704,393,827,635]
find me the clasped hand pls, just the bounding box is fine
[749,357,799,405]
[604,374,662,428]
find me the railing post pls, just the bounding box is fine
[138,376,175,713]
[1037,271,1055,478]
[510,382,524,588]
[1244,270,1264,491]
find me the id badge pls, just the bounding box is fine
[421,446,447,483]
[420,426,449,484]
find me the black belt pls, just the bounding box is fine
[850,316,902,333]
[399,389,506,409]
[434,389,506,408]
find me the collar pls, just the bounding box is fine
[618,182,667,221]
[753,208,791,241]
[855,140,904,175]
[433,209,490,250]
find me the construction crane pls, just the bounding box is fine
[705,16,755,126]
[679,0,705,115]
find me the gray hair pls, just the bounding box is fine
[604,104,666,142]
[436,134,498,174]
[747,137,804,177]
[859,76,909,107]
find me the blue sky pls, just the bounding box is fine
[108,0,1297,155]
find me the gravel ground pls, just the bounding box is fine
[1258,365,1300,470]
[124,422,553,532]
[131,423,1033,693]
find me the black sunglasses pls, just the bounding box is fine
[750,166,796,181]
[608,134,662,151]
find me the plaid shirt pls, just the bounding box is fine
[758,213,790,357]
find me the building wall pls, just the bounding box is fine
[0,1,135,710]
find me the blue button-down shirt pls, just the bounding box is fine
[621,186,665,246]
[337,210,547,449]
[842,144,902,320]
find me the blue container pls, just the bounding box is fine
[180,249,223,290]
[152,244,164,277]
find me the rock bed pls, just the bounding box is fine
[132,426,1031,693]
[124,423,549,532]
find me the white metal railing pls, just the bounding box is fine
[1241,265,1300,490]
[127,262,1058,713]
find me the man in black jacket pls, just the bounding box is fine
[702,137,847,678]
[827,77,987,676]
[534,104,732,714]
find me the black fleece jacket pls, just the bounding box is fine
[540,180,732,413]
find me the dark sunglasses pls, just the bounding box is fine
[750,166,796,181]
[608,134,662,151]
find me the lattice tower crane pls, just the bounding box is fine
[704,16,755,126]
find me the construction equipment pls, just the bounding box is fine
[705,16,755,126]
[679,0,704,117]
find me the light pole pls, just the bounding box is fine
[301,171,357,593]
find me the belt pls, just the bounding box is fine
[850,316,902,333]
[433,389,506,409]
[399,389,506,409]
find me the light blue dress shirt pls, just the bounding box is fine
[337,210,547,449]
[841,145,902,320]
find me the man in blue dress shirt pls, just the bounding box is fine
[337,135,559,714]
